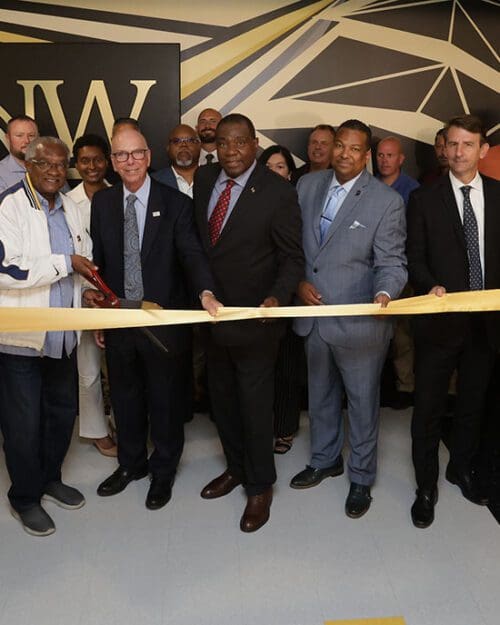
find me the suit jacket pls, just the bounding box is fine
[91,177,215,353]
[407,173,500,346]
[193,162,304,346]
[151,166,178,190]
[294,168,407,349]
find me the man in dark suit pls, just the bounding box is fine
[89,128,221,510]
[193,113,304,532]
[407,114,500,528]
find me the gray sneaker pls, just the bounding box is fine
[42,481,85,510]
[11,504,56,537]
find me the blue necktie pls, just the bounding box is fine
[460,185,483,290]
[123,193,144,300]
[320,185,345,243]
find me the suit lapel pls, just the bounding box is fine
[214,164,261,246]
[440,177,466,251]
[312,172,332,247]
[321,169,369,247]
[141,180,162,265]
[197,166,221,249]
[111,185,125,262]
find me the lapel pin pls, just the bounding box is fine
[250,187,255,193]
[152,211,160,217]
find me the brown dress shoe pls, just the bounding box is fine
[240,488,273,533]
[200,470,241,499]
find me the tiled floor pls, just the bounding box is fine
[0,409,498,625]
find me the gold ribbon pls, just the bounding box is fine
[1,290,499,333]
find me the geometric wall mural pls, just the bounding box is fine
[0,0,498,177]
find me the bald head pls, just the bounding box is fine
[167,124,201,169]
[376,136,405,183]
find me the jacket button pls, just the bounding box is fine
[313,268,318,273]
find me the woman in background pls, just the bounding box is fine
[258,145,305,454]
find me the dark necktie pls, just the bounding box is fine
[205,153,214,165]
[208,179,235,246]
[460,185,483,290]
[123,193,144,300]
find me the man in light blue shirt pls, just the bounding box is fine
[0,136,95,537]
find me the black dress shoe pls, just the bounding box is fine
[411,488,438,528]
[345,483,372,518]
[146,477,173,510]
[445,466,489,506]
[387,391,414,410]
[97,466,148,497]
[290,457,344,489]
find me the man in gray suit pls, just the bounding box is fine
[290,119,407,518]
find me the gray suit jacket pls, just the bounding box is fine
[294,168,407,348]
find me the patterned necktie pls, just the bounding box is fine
[208,179,235,246]
[320,185,345,243]
[205,153,214,165]
[123,193,144,300]
[460,185,483,290]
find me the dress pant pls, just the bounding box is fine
[0,351,77,512]
[274,323,304,438]
[305,322,388,486]
[205,335,280,496]
[412,316,495,491]
[77,330,108,439]
[104,328,190,479]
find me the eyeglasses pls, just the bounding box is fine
[29,159,68,172]
[111,149,149,162]
[168,137,200,145]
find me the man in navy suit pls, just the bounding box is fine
[407,114,500,528]
[88,128,221,510]
[152,124,201,198]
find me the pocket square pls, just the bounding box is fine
[349,220,366,230]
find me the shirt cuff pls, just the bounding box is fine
[375,291,391,299]
[199,290,214,301]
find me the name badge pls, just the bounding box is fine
[152,211,161,217]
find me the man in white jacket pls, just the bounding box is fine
[0,136,95,537]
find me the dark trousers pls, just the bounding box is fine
[274,324,305,438]
[105,328,191,479]
[206,336,280,496]
[412,317,495,491]
[0,351,77,512]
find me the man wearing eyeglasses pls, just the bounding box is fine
[0,136,96,536]
[89,128,221,511]
[152,124,201,198]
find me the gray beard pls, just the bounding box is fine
[175,157,193,167]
